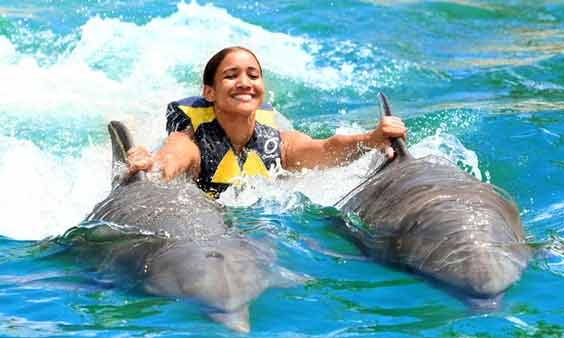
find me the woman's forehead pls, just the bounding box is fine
[218,50,260,71]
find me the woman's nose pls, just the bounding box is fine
[236,75,251,88]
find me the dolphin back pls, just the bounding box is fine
[342,156,531,298]
[339,95,531,301]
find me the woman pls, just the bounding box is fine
[128,46,407,198]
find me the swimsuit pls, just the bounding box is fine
[166,96,282,198]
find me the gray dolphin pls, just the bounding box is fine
[335,94,531,305]
[61,121,304,333]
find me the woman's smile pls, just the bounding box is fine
[204,49,265,117]
[231,93,254,102]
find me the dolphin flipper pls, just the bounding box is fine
[107,120,145,188]
[269,266,313,288]
[303,238,370,262]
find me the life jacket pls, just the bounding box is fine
[166,96,282,198]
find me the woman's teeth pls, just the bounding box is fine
[233,94,253,102]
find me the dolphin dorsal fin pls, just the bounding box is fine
[107,121,145,188]
[333,94,412,208]
[378,92,412,161]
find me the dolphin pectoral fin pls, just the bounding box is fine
[303,237,370,262]
[465,293,504,312]
[269,266,313,288]
[208,306,250,333]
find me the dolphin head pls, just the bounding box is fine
[391,160,532,299]
[402,199,531,298]
[342,155,531,302]
[142,237,276,333]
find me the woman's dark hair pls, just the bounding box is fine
[203,46,263,86]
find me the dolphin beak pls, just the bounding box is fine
[208,305,251,333]
[228,321,250,334]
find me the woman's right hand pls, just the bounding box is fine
[127,132,200,181]
[156,152,192,181]
[127,145,197,181]
[127,146,154,175]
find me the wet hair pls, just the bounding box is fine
[203,46,263,86]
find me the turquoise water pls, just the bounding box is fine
[1,1,563,337]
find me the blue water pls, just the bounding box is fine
[1,1,563,337]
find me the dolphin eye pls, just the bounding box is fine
[206,251,224,259]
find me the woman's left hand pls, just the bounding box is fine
[369,116,407,158]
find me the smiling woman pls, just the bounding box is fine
[127,46,408,198]
[203,47,265,122]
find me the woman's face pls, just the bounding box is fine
[204,49,265,118]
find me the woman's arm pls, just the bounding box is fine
[281,116,406,171]
[127,130,201,181]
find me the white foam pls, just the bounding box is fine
[0,36,16,63]
[0,136,111,241]
[410,129,483,180]
[218,157,372,209]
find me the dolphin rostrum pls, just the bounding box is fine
[60,121,305,333]
[335,94,531,305]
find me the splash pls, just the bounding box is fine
[220,124,483,208]
[0,135,111,241]
[410,128,483,180]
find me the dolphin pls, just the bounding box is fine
[60,121,304,333]
[335,94,531,305]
